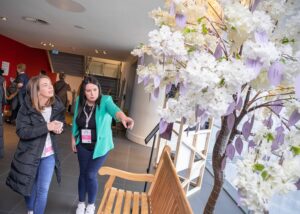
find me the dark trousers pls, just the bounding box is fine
[77,144,108,204]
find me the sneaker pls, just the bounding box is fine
[76,202,86,214]
[85,204,95,214]
[27,211,33,214]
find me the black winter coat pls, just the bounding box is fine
[6,95,65,196]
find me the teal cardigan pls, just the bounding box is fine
[72,95,121,159]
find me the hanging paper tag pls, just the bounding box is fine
[81,129,92,144]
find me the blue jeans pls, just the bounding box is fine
[25,155,55,214]
[77,144,108,204]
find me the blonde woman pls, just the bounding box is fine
[6,75,65,214]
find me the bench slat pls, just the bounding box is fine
[113,189,125,214]
[132,192,140,214]
[141,193,149,214]
[123,191,132,214]
[97,188,110,214]
[104,187,117,213]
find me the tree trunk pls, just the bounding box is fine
[203,116,232,214]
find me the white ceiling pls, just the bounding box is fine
[0,0,164,61]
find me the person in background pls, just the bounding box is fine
[6,75,65,214]
[16,63,29,104]
[54,72,71,110]
[5,64,29,124]
[0,69,5,158]
[40,69,47,76]
[71,76,134,214]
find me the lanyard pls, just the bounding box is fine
[83,103,95,128]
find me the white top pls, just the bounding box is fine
[41,106,54,158]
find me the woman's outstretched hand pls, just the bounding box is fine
[121,116,134,130]
[116,111,134,130]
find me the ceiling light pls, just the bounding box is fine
[95,49,99,54]
[103,50,107,55]
[0,17,7,21]
[23,16,49,25]
[74,25,85,29]
[41,42,54,47]
[23,16,37,22]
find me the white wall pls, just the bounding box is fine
[126,55,165,146]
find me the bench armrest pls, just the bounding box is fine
[99,167,154,182]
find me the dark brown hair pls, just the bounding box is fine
[78,75,102,107]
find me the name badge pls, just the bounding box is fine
[81,129,92,144]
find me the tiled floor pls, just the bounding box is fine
[0,124,243,214]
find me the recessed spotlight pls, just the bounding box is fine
[74,25,85,29]
[23,16,49,25]
[0,16,7,21]
[41,42,54,47]
[95,49,99,54]
[23,16,37,22]
[103,50,107,55]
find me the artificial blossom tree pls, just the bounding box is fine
[132,0,300,213]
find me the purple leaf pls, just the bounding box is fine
[277,133,285,145]
[248,140,256,149]
[226,144,235,160]
[263,115,273,129]
[271,100,283,114]
[138,76,144,84]
[236,97,243,111]
[226,102,236,115]
[242,121,252,140]
[154,75,161,88]
[276,126,284,134]
[179,82,187,95]
[138,54,145,65]
[221,157,227,170]
[295,75,300,100]
[159,119,168,134]
[272,132,284,151]
[235,137,243,155]
[213,43,223,59]
[268,61,283,86]
[143,76,150,86]
[288,110,300,127]
[195,105,205,119]
[169,1,176,16]
[271,141,279,151]
[295,179,300,190]
[246,58,263,76]
[175,14,186,28]
[151,87,160,100]
[227,114,235,130]
[160,122,174,140]
[251,0,261,12]
[165,83,172,95]
[254,31,268,44]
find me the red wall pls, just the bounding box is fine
[0,34,56,84]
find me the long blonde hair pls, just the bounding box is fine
[26,75,55,112]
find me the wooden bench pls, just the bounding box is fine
[97,146,193,214]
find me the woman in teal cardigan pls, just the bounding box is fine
[71,76,134,214]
